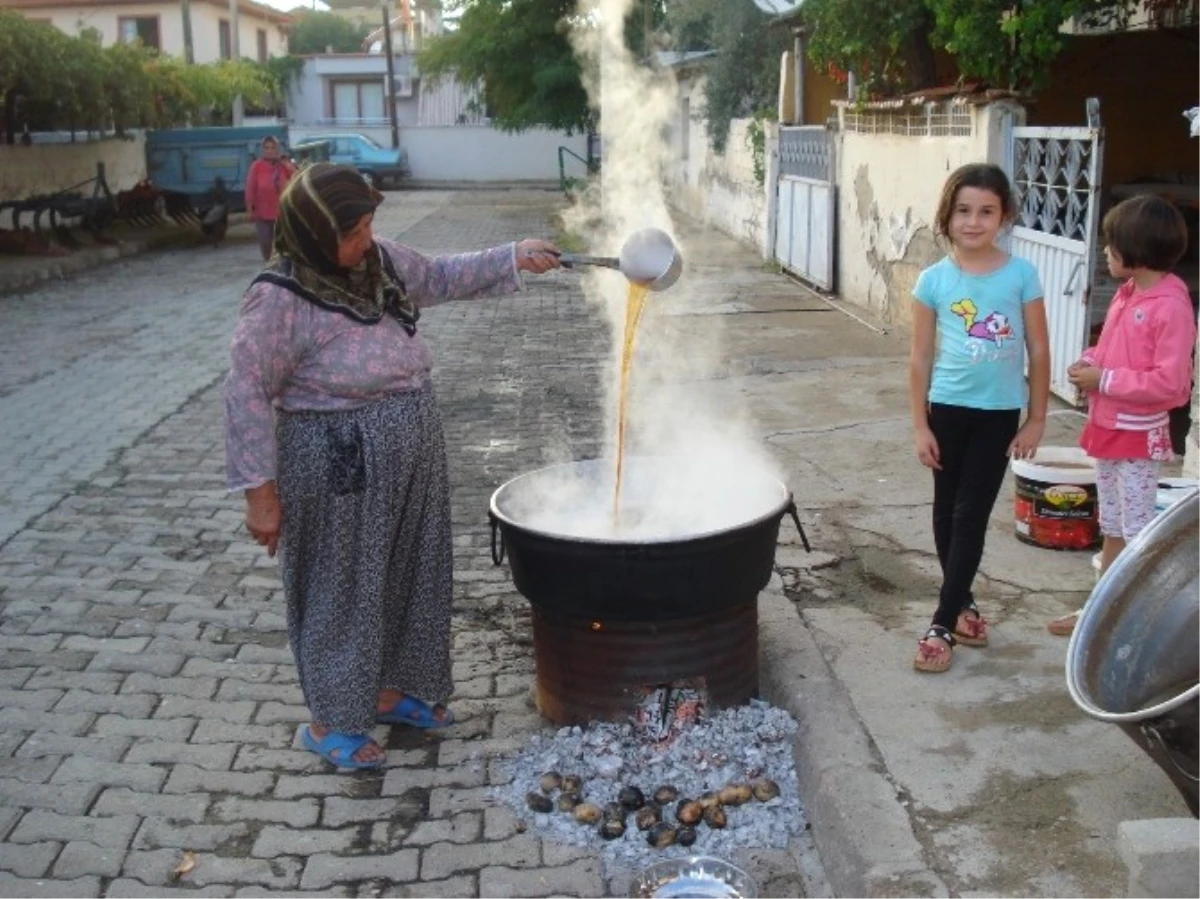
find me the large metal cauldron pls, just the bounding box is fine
[488,457,804,620]
[488,457,806,724]
[1066,489,1199,815]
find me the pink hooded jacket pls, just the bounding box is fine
[1080,273,1197,431]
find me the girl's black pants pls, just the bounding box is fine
[927,402,1020,633]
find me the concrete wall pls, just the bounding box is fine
[834,101,1021,325]
[290,124,585,182]
[0,134,147,203]
[20,2,286,63]
[664,71,770,255]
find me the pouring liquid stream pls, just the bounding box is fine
[613,281,651,526]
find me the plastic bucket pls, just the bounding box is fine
[1012,447,1100,551]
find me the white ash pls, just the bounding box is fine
[492,700,807,876]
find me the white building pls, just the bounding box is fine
[0,0,291,63]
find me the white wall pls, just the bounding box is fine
[0,134,147,203]
[287,55,422,130]
[291,124,586,182]
[189,3,287,63]
[664,71,770,255]
[834,101,1021,324]
[20,2,286,63]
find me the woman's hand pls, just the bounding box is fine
[516,239,562,274]
[1008,418,1045,460]
[914,426,942,471]
[245,481,282,557]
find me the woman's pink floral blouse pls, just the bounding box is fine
[223,238,522,491]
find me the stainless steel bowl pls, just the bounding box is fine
[631,856,757,898]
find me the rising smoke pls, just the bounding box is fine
[515,0,783,539]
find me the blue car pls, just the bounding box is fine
[307,133,411,188]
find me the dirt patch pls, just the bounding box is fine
[780,541,938,630]
[914,771,1125,896]
[939,689,1085,733]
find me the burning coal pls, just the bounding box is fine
[492,700,807,876]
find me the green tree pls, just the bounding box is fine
[0,11,58,142]
[104,40,157,133]
[0,7,284,139]
[662,0,716,51]
[287,11,372,55]
[926,0,1118,92]
[802,0,936,98]
[417,0,591,134]
[673,0,788,154]
[801,0,1175,98]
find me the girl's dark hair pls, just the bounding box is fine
[1102,195,1188,271]
[261,135,280,147]
[934,163,1016,239]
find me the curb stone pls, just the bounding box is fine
[0,213,252,297]
[758,586,949,898]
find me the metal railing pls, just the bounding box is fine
[558,145,598,193]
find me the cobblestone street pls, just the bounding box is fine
[0,190,814,897]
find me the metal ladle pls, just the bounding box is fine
[558,227,683,292]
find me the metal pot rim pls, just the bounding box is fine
[1065,488,1199,723]
[489,456,792,545]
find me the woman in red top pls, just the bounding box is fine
[244,136,297,260]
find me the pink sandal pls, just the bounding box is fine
[954,604,989,647]
[914,625,955,673]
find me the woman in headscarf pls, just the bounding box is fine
[244,135,297,261]
[223,164,560,768]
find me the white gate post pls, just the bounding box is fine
[763,122,781,261]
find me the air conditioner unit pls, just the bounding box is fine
[394,76,414,98]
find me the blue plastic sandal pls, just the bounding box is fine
[302,727,384,769]
[378,695,455,729]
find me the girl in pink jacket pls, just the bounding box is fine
[1050,195,1197,636]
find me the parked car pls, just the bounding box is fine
[306,133,411,188]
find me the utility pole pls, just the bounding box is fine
[382,0,400,149]
[230,0,244,125]
[181,0,194,64]
[792,25,805,125]
[642,0,651,57]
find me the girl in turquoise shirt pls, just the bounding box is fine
[909,163,1051,673]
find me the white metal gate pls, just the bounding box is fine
[1006,110,1104,404]
[774,126,836,291]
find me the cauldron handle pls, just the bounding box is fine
[786,501,811,552]
[489,514,506,566]
[1142,721,1200,784]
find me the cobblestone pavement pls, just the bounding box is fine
[0,190,812,897]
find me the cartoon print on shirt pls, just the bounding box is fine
[950,298,1014,347]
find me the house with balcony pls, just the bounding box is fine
[0,0,291,63]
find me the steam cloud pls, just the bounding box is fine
[513,0,783,539]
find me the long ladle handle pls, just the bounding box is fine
[557,253,621,271]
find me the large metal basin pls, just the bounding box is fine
[1066,489,1199,814]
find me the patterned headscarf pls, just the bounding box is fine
[259,163,418,332]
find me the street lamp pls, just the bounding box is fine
[381,0,400,149]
